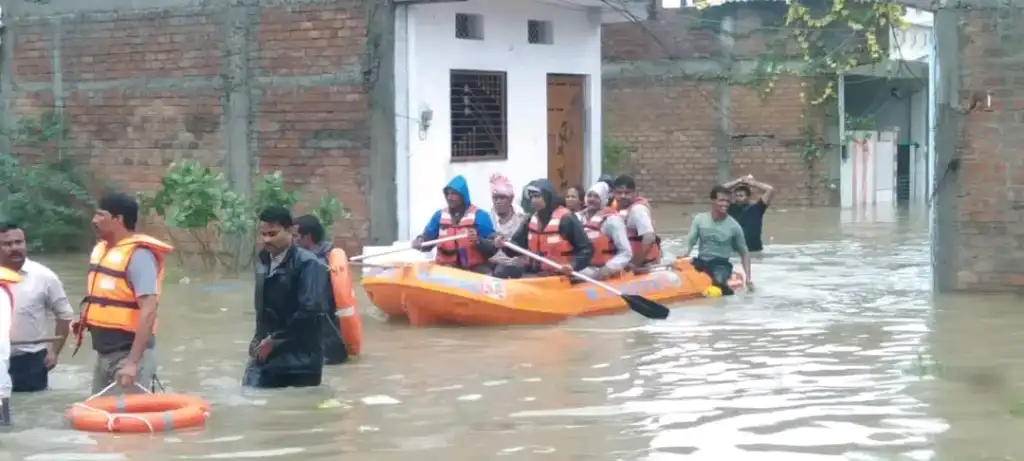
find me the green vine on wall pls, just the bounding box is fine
[694,0,901,192]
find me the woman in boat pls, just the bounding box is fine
[488,173,525,270]
[412,175,497,273]
[493,179,592,278]
[564,184,585,218]
[578,182,633,280]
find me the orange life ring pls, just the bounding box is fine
[66,393,210,433]
[327,248,362,356]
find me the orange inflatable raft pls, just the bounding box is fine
[361,258,745,326]
[67,392,211,433]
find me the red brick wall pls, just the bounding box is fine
[949,7,1024,291]
[602,5,830,206]
[10,2,370,254]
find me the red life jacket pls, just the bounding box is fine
[582,208,618,266]
[526,207,575,275]
[618,197,662,264]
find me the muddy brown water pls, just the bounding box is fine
[3,205,1022,460]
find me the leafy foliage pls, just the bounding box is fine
[139,161,350,271]
[602,139,634,176]
[0,111,95,252]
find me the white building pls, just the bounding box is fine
[838,8,934,219]
[392,0,641,240]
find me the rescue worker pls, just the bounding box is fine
[0,265,21,425]
[74,192,170,394]
[493,179,593,279]
[612,175,662,270]
[293,215,348,366]
[411,175,497,273]
[243,206,329,389]
[578,182,633,280]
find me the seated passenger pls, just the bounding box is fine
[578,182,632,280]
[598,174,616,208]
[412,175,496,273]
[488,173,526,269]
[493,179,592,279]
[612,175,662,269]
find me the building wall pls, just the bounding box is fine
[395,0,602,239]
[602,6,830,206]
[5,0,378,253]
[935,5,1024,292]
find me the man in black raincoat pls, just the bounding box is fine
[242,206,328,388]
[293,214,348,365]
[493,179,593,279]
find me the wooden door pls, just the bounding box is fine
[547,75,586,193]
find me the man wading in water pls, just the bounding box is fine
[293,214,348,366]
[723,174,775,254]
[243,207,329,389]
[681,185,754,294]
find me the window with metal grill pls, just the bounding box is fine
[450,70,507,161]
[455,13,484,40]
[527,20,552,45]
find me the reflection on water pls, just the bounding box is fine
[2,206,1020,459]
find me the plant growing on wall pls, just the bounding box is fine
[0,110,95,252]
[602,139,634,176]
[139,161,349,272]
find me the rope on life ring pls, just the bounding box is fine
[66,382,211,433]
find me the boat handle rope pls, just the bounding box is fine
[72,381,156,433]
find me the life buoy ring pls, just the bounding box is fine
[327,248,362,356]
[66,392,210,433]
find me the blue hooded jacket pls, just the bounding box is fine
[421,175,496,240]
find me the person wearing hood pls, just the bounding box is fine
[578,182,633,280]
[293,215,348,366]
[412,175,497,273]
[598,174,616,207]
[493,179,593,278]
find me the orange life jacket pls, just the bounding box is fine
[582,208,618,266]
[0,267,21,338]
[618,197,662,264]
[79,234,173,335]
[434,205,488,269]
[527,206,575,274]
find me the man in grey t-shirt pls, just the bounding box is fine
[681,185,754,294]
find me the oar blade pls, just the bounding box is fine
[621,295,670,320]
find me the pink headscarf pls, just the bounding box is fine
[490,173,515,197]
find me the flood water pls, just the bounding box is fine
[3,205,1023,460]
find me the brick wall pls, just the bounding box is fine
[946,6,1024,291]
[602,5,830,206]
[9,2,371,254]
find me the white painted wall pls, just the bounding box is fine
[910,88,928,204]
[394,0,603,240]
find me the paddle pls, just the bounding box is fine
[12,336,62,346]
[350,234,468,262]
[501,242,671,320]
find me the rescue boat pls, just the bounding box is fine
[360,258,745,326]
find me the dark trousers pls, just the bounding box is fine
[321,313,349,366]
[242,361,323,389]
[10,349,48,392]
[692,257,735,296]
[0,398,9,426]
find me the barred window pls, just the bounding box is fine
[455,13,484,40]
[450,70,507,161]
[527,20,553,45]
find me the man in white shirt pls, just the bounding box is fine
[0,224,73,393]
